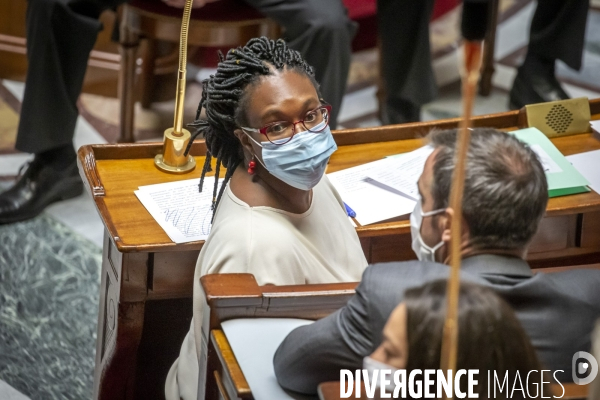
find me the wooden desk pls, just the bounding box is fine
[79,101,600,399]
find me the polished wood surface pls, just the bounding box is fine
[81,101,600,400]
[89,129,600,246]
[317,381,590,400]
[81,102,600,263]
[202,273,357,331]
[209,330,252,400]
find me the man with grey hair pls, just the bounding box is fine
[273,128,600,395]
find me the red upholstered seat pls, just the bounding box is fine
[432,0,460,20]
[128,0,266,22]
[342,0,376,20]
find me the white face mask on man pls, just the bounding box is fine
[409,197,445,262]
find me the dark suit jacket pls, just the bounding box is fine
[273,255,600,394]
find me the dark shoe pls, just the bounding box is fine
[0,159,83,224]
[508,66,570,110]
[381,98,421,125]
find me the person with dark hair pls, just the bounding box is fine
[367,280,549,397]
[164,37,367,400]
[378,0,588,123]
[273,127,600,395]
[0,0,355,224]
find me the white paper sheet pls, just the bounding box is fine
[134,177,223,243]
[366,146,434,200]
[327,160,417,226]
[591,120,600,134]
[530,144,563,174]
[566,150,600,195]
[221,318,315,400]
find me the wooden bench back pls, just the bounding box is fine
[201,273,358,330]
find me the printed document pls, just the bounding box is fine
[135,177,223,243]
[366,146,434,200]
[327,159,418,226]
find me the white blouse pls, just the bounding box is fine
[165,176,368,400]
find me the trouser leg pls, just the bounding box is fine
[16,0,125,154]
[377,0,437,111]
[242,0,356,129]
[527,0,589,70]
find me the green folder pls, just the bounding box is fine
[510,128,590,198]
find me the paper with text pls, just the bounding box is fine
[366,146,434,200]
[327,159,417,226]
[135,177,223,243]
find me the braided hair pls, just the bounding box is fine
[185,37,319,216]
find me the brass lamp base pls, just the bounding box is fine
[154,127,196,174]
[154,153,196,173]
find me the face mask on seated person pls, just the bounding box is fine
[410,198,445,262]
[245,122,337,190]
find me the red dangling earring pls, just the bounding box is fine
[247,157,256,175]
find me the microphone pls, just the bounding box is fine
[155,0,196,174]
[461,0,491,41]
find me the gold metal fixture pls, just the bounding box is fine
[155,0,196,173]
[526,97,591,138]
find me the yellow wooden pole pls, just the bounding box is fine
[439,41,482,400]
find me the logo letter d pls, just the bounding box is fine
[572,351,598,385]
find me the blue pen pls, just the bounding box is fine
[343,202,357,218]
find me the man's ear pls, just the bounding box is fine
[440,207,470,244]
[439,207,453,244]
[234,128,254,155]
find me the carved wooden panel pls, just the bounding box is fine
[101,236,122,361]
[369,233,415,263]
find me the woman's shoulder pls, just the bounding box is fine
[199,198,307,281]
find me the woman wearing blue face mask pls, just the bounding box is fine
[165,37,368,400]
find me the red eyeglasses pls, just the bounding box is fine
[240,105,332,145]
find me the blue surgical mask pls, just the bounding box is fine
[245,123,337,190]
